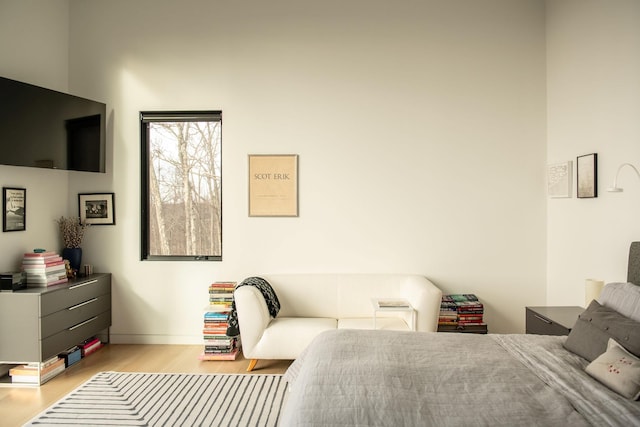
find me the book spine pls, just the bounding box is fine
[82,344,103,357]
[23,251,57,257]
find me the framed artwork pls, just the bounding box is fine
[79,192,116,225]
[3,187,26,232]
[547,161,572,198]
[248,154,298,217]
[577,153,598,198]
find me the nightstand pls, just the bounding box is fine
[525,306,584,336]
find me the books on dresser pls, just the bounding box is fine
[21,251,68,287]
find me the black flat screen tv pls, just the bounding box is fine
[0,76,106,172]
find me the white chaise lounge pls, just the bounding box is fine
[233,274,442,371]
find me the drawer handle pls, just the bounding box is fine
[69,316,98,330]
[69,280,98,290]
[68,298,98,311]
[534,314,552,324]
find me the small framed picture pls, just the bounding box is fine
[577,153,598,198]
[3,187,26,232]
[547,161,572,198]
[79,192,116,225]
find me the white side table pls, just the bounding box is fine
[371,298,416,331]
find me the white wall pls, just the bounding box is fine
[0,0,73,270]
[3,0,547,342]
[0,0,69,91]
[546,0,640,306]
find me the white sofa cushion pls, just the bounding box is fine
[338,317,409,331]
[254,317,337,360]
[262,275,340,318]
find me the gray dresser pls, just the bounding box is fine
[0,273,111,385]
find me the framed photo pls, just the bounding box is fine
[547,161,572,198]
[3,187,26,232]
[79,192,116,225]
[577,153,598,198]
[248,154,298,217]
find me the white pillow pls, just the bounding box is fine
[599,282,640,322]
[585,338,640,400]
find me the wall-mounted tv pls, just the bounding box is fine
[0,76,106,172]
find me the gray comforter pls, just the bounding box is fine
[280,329,640,426]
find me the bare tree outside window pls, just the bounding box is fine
[141,111,222,260]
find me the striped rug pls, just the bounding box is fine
[26,372,288,426]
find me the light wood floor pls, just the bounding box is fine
[0,344,292,427]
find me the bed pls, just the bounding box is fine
[280,243,640,426]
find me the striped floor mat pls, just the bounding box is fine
[26,372,288,426]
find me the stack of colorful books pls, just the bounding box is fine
[59,345,82,367]
[208,281,235,309]
[80,336,103,357]
[439,296,459,326]
[21,251,68,287]
[200,281,239,361]
[9,355,65,384]
[439,294,485,327]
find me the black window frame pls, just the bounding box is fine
[140,110,222,261]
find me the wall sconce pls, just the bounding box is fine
[607,163,640,192]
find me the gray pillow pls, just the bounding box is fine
[599,282,640,322]
[563,300,640,362]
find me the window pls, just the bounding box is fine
[140,111,222,260]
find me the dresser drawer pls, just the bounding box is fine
[41,310,111,360]
[525,306,583,336]
[526,310,569,335]
[41,275,110,316]
[40,294,111,339]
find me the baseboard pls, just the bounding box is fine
[110,333,202,345]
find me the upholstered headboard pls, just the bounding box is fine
[627,241,640,285]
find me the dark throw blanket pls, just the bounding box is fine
[226,276,280,337]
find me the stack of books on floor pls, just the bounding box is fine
[200,281,240,361]
[8,337,103,384]
[438,294,487,332]
[439,296,459,326]
[21,251,68,287]
[80,336,103,357]
[453,294,485,326]
[208,281,235,310]
[59,345,82,368]
[9,355,65,384]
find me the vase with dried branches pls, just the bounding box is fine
[56,216,90,275]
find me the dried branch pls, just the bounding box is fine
[56,216,89,248]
